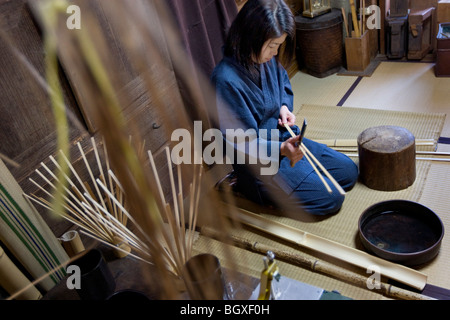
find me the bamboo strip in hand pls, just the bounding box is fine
[284,124,344,195]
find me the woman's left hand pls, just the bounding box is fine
[278,105,296,127]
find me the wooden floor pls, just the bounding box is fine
[291,61,450,151]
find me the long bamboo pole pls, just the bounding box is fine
[350,0,361,37]
[314,139,435,147]
[341,7,349,38]
[331,148,450,156]
[201,227,435,300]
[344,153,450,162]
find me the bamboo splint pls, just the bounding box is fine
[343,153,450,162]
[284,124,346,195]
[314,139,436,147]
[201,227,435,300]
[331,148,450,156]
[231,207,428,290]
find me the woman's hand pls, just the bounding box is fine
[278,105,296,127]
[280,135,304,166]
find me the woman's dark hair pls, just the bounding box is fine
[224,0,295,69]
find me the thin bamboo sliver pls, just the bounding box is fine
[314,139,435,147]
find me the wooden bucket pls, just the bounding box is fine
[357,126,416,191]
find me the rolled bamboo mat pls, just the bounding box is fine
[201,227,434,300]
[0,159,68,294]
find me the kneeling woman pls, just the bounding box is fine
[211,0,358,215]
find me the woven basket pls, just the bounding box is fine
[295,9,343,78]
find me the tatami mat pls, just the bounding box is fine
[193,104,449,300]
[295,104,444,146]
[341,62,450,137]
[290,72,357,111]
[291,61,450,138]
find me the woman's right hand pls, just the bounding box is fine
[280,135,304,166]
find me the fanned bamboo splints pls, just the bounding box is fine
[28,139,203,278]
[27,138,135,259]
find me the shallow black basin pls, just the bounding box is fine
[358,200,444,266]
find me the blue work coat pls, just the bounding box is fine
[211,55,326,203]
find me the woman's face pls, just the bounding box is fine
[256,33,288,64]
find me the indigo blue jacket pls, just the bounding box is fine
[211,55,326,201]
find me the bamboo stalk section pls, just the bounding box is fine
[0,245,42,300]
[350,0,361,37]
[229,206,427,290]
[59,230,85,257]
[201,227,435,300]
[341,7,349,38]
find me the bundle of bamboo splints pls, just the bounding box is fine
[26,137,203,277]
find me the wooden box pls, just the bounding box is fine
[386,14,409,59]
[436,23,450,76]
[408,8,435,60]
[345,30,370,71]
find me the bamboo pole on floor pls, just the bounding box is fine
[201,227,435,301]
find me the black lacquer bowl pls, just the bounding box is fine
[358,200,444,266]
